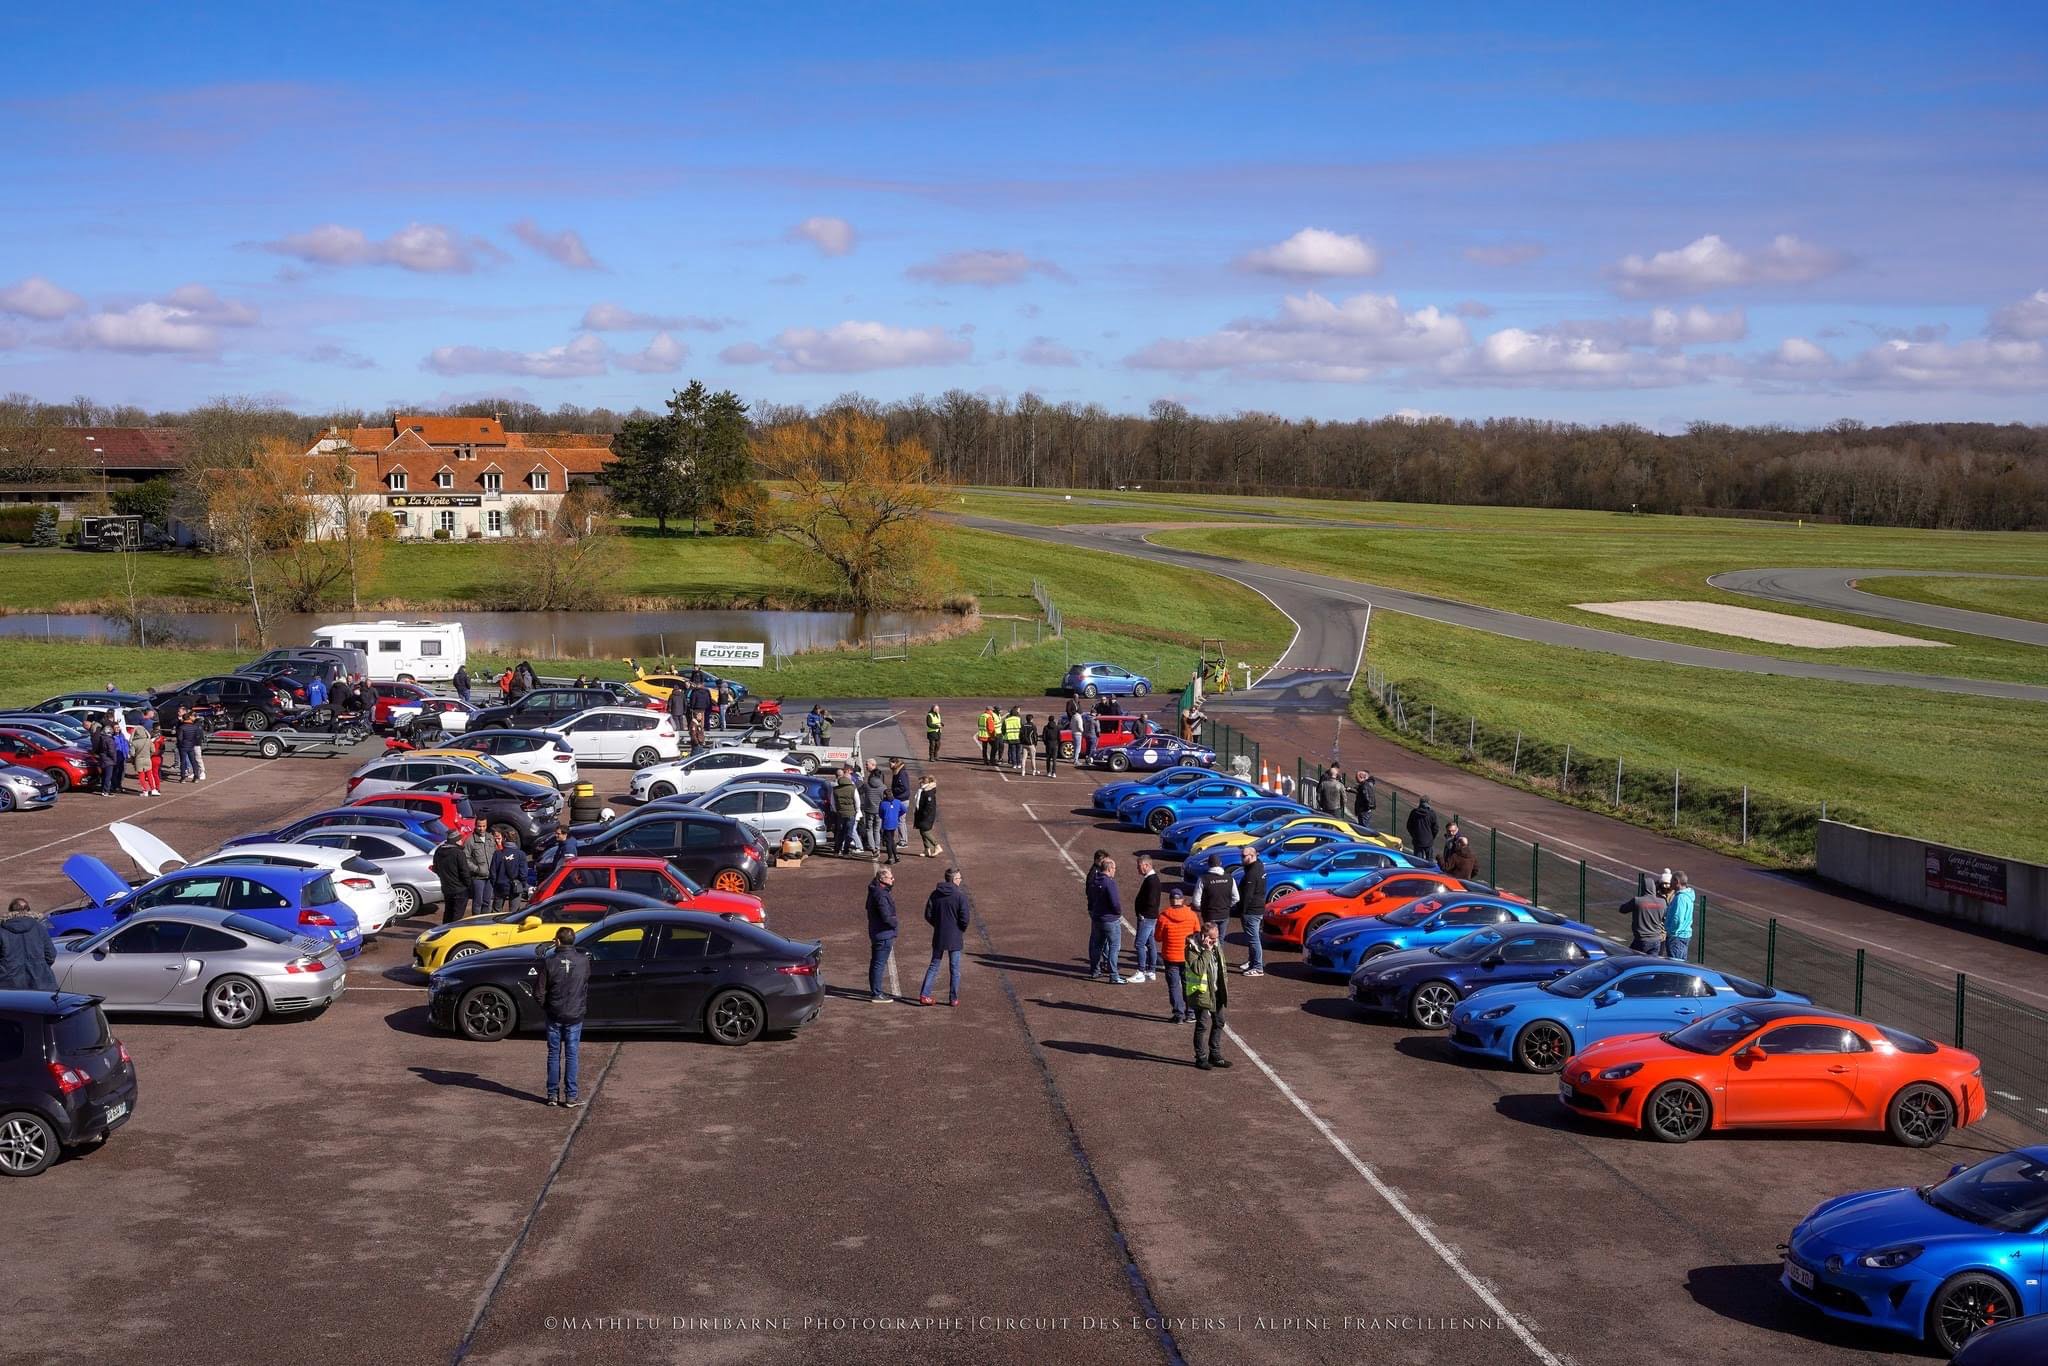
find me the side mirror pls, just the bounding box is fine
[520,916,541,931]
[1946,1162,1968,1179]
[1738,1044,1768,1063]
[92,949,108,960]
[1480,955,1503,969]
[1594,990,1619,1007]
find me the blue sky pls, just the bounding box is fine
[2,2,2044,427]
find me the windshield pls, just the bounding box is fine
[1543,958,1629,999]
[1666,1006,1768,1055]
[1380,904,1430,928]
[1437,928,1510,961]
[1333,871,1395,899]
[1923,1154,2048,1232]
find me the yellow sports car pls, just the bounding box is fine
[1190,815,1402,855]
[627,671,693,701]
[403,749,557,795]
[413,901,645,972]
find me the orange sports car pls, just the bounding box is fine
[1261,870,1519,950]
[1558,1001,1985,1146]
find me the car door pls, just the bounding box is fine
[127,873,228,921]
[634,922,724,1025]
[671,819,730,886]
[63,919,196,1006]
[613,866,683,904]
[704,790,762,824]
[579,921,655,1024]
[1593,968,1712,1041]
[1723,1022,1865,1124]
[1491,932,1584,986]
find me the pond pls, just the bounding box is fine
[0,607,957,660]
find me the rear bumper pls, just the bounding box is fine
[63,1072,138,1146]
[264,967,347,1013]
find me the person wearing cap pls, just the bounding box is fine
[1665,872,1696,961]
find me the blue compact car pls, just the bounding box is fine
[1262,842,1438,898]
[1090,734,1215,773]
[1062,662,1151,698]
[1347,924,1624,1028]
[1118,775,1267,834]
[1953,1315,2048,1365]
[1783,1147,2048,1356]
[1158,800,1312,855]
[1090,766,1214,816]
[51,855,364,958]
[1446,954,1807,1073]
[1303,895,1599,979]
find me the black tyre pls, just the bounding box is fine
[1133,682,1149,696]
[705,988,765,1046]
[257,736,285,759]
[791,828,816,856]
[456,985,517,1041]
[446,942,486,962]
[0,1111,59,1178]
[1926,1273,2019,1356]
[1060,741,1075,760]
[1512,1019,1573,1074]
[1886,1083,1956,1148]
[1146,807,1175,834]
[1408,980,1460,1030]
[1642,1081,1711,1143]
[0,788,13,813]
[1107,751,1130,772]
[47,769,71,793]
[631,746,660,768]
[392,885,422,917]
[647,782,676,801]
[240,708,271,731]
[204,974,264,1029]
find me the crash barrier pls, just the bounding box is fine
[1817,820,2045,944]
[1030,578,1064,637]
[1359,664,1838,863]
[1280,757,2048,1136]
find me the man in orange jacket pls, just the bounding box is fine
[1155,886,1204,1025]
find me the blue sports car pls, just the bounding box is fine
[1261,842,1437,898]
[1159,799,1312,856]
[1090,765,1214,816]
[1446,954,1808,1073]
[52,855,364,958]
[1784,1146,2048,1356]
[1118,775,1268,834]
[1091,734,1216,773]
[1347,924,1624,1028]
[1303,895,1599,979]
[1182,825,1390,879]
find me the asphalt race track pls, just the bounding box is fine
[1711,568,2048,648]
[955,517,2048,704]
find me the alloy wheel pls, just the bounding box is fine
[208,978,258,1026]
[1412,983,1458,1029]
[0,1116,53,1175]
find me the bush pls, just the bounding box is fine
[31,506,59,547]
[0,506,45,543]
[365,511,398,540]
[433,528,452,541]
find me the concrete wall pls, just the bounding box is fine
[1817,820,2047,942]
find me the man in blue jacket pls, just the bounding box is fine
[1087,856,1129,984]
[1665,872,1697,961]
[533,927,590,1108]
[919,868,970,1007]
[865,868,898,1003]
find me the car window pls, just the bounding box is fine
[681,822,726,848]
[134,876,225,910]
[184,925,246,952]
[614,869,675,898]
[0,1018,22,1063]
[1437,906,1509,928]
[757,792,792,813]
[1497,935,1564,962]
[222,877,292,911]
[541,899,613,923]
[561,867,610,890]
[109,920,192,954]
[614,822,676,853]
[707,793,756,815]
[1757,1024,1869,1055]
[652,925,709,960]
[1616,970,1698,999]
[585,925,647,961]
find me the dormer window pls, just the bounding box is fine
[457,444,474,462]
[482,471,502,492]
[529,469,550,490]
[389,471,408,491]
[435,468,454,489]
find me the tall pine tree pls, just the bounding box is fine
[599,381,753,534]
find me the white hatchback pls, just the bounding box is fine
[553,707,685,767]
[445,728,580,789]
[630,747,802,802]
[111,822,400,934]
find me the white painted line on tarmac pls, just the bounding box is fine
[1226,1027,1563,1366]
[0,764,275,867]
[1026,805,1135,936]
[1994,1089,2023,1101]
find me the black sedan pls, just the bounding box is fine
[1345,924,1624,1029]
[470,686,622,732]
[426,907,822,1046]
[561,809,769,893]
[409,774,563,850]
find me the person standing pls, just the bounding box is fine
[534,927,590,1107]
[889,758,911,802]
[1665,872,1696,961]
[465,823,496,916]
[0,898,59,990]
[1275,772,1295,801]
[1318,765,1344,818]
[432,830,472,923]
[175,708,205,783]
[1441,819,1463,855]
[1237,846,1268,976]
[1002,707,1023,768]
[452,664,472,704]
[1156,888,1202,1024]
[912,775,941,857]
[1183,923,1233,1070]
[860,761,885,858]
[1439,836,1479,879]
[831,770,858,857]
[136,722,165,798]
[1078,707,1097,763]
[1620,873,1669,956]
[1406,796,1440,861]
[1354,770,1377,826]
[1041,713,1061,777]
[919,868,970,1007]
[978,706,999,765]
[879,791,906,864]
[1131,855,1162,983]
[491,830,532,914]
[925,705,943,762]
[666,684,691,750]
[1198,863,1236,943]
[1018,714,1040,775]
[865,867,898,1003]
[1087,856,1129,984]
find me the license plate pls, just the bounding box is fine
[104,1101,128,1123]
[1558,1081,1576,1101]
[1787,1262,1814,1290]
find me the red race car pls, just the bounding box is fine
[533,855,766,926]
[1056,714,1158,760]
[349,791,478,841]
[0,727,96,792]
[1560,1002,1987,1146]
[1262,872,1516,949]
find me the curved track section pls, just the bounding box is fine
[1709,568,2048,648]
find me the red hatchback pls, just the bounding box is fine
[349,790,478,841]
[371,681,434,729]
[532,855,766,926]
[0,728,96,792]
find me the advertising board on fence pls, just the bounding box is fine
[1925,845,2008,906]
[695,640,766,669]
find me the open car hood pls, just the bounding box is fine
[62,853,132,909]
[111,821,185,877]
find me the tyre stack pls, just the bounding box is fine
[569,781,605,826]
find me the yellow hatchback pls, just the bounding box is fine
[1189,815,1402,855]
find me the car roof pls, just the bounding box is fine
[193,844,348,866]
[465,728,565,743]
[0,989,99,1017]
[417,774,531,795]
[606,808,743,831]
[566,705,663,717]
[555,855,671,871]
[296,824,430,845]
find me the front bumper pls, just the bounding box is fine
[1778,1240,1928,1339]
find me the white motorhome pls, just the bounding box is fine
[312,621,468,682]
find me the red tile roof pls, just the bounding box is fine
[69,428,190,469]
[391,415,508,446]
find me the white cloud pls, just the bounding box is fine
[1611,233,1843,297]
[0,275,85,320]
[906,249,1069,287]
[1237,227,1381,279]
[1446,327,1728,388]
[424,333,609,378]
[262,222,484,273]
[510,219,600,270]
[724,321,971,373]
[1017,336,1080,366]
[581,302,728,332]
[1389,407,1446,422]
[161,284,258,326]
[1127,290,1466,382]
[1548,306,1748,348]
[65,302,221,355]
[1775,337,1832,365]
[1842,336,2046,391]
[1989,288,2048,340]
[1463,243,1545,268]
[613,332,688,373]
[789,216,856,257]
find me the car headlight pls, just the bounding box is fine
[1857,1245,1922,1270]
[420,928,444,942]
[1598,1063,1643,1081]
[1477,1005,1516,1020]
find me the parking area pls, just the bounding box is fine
[0,710,2032,1364]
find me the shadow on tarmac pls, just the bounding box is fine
[973,950,1091,981]
[1042,1039,1196,1068]
[1297,997,1361,1024]
[1391,1033,1473,1068]
[409,1065,546,1104]
[1030,995,1167,1024]
[1684,1264,1904,1352]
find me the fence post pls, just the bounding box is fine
[1742,785,1749,846]
[1577,860,1586,916]
[1531,843,1540,905]
[1696,901,1707,963]
[1765,919,1778,987]
[1466,715,1475,756]
[1615,755,1623,806]
[1954,974,1967,1046]
[1672,768,1680,827]
[1853,949,1865,1015]
[1562,744,1571,793]
[1390,790,1400,834]
[1512,732,1521,777]
[1428,706,1436,743]
[1488,827,1497,884]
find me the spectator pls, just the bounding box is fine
[918,868,971,1007]
[101,720,128,796]
[175,708,206,783]
[831,771,858,857]
[466,823,496,916]
[1439,835,1479,879]
[1156,888,1202,1024]
[1354,770,1377,825]
[491,830,532,913]
[1041,712,1061,777]
[978,706,999,765]
[1665,872,1696,961]
[1087,856,1129,984]
[1406,796,1440,860]
[815,706,834,743]
[888,758,911,801]
[1002,707,1023,768]
[1198,863,1236,942]
[306,672,328,711]
[452,664,471,703]
[534,927,589,1107]
[1237,846,1268,976]
[0,897,59,991]
[865,867,898,1003]
[806,705,825,745]
[1275,772,1295,801]
[1441,819,1463,854]
[1018,714,1040,775]
[860,761,886,858]
[1130,855,1161,982]
[1318,765,1344,819]
[1183,922,1233,1070]
[925,705,943,762]
[879,791,906,864]
[912,775,941,858]
[1620,874,1669,956]
[432,831,471,923]
[135,722,164,798]
[1077,707,1098,762]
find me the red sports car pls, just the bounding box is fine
[1262,872,1514,949]
[371,681,434,728]
[1559,1001,1986,1146]
[533,855,765,926]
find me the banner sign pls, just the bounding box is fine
[1924,846,2007,905]
[696,640,766,669]
[387,494,482,508]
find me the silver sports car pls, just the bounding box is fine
[54,907,345,1028]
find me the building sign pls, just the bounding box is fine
[695,640,766,669]
[387,494,481,508]
[1924,846,2007,905]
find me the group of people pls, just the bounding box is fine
[863,864,972,1007]
[973,704,1055,775]
[1082,852,1241,1068]
[662,674,739,747]
[429,823,536,924]
[1620,868,1698,961]
[829,758,939,863]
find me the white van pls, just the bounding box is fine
[311,621,468,682]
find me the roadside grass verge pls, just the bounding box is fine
[1858,574,2048,626]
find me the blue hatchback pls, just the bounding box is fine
[1062,662,1151,698]
[1303,895,1599,978]
[52,856,364,958]
[1784,1147,2048,1356]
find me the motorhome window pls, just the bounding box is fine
[421,640,443,656]
[379,640,402,652]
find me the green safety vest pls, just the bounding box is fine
[926,710,943,735]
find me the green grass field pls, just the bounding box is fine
[1860,574,2048,626]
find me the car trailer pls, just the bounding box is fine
[200,726,372,760]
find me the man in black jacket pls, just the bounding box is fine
[431,831,472,923]
[1353,770,1377,826]
[175,709,207,783]
[919,868,970,1007]
[1198,863,1236,942]
[1131,855,1161,982]
[1406,796,1440,860]
[0,898,59,991]
[534,927,590,1107]
[1237,846,1268,976]
[865,868,898,1003]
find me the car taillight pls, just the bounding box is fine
[745,845,764,860]
[117,1040,131,1065]
[521,797,547,810]
[782,767,801,773]
[552,753,574,763]
[776,962,817,976]
[298,910,337,927]
[808,810,823,822]
[47,1061,88,1093]
[340,877,375,890]
[346,776,363,792]
[284,956,328,973]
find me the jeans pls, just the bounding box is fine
[101,758,122,794]
[921,949,962,1001]
[177,743,202,780]
[928,733,941,761]
[1241,914,1265,970]
[1006,741,1021,766]
[832,816,853,855]
[1666,936,1692,962]
[1630,936,1666,955]
[1163,963,1187,1020]
[545,1020,582,1099]
[1092,918,1124,980]
[471,878,494,916]
[1193,1006,1228,1062]
[1087,920,1106,975]
[868,938,894,998]
[1133,918,1159,974]
[859,814,879,853]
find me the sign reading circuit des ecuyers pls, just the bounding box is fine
[695,641,766,669]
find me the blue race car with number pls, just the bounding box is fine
[1303,894,1597,979]
[1158,799,1312,856]
[1783,1147,2048,1357]
[51,855,364,958]
[1346,924,1624,1028]
[1090,765,1214,816]
[1446,954,1807,1073]
[1090,734,1215,773]
[1118,775,1268,834]
[1184,825,1418,881]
